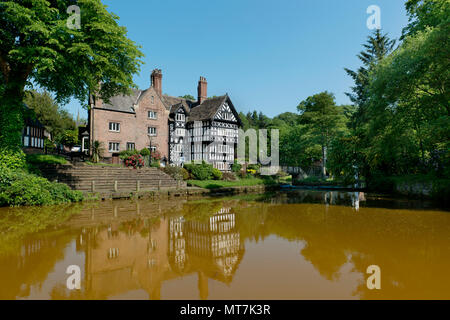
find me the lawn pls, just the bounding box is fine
[26,154,68,165]
[187,176,279,189]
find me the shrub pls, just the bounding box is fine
[0,167,83,207]
[184,161,216,180]
[231,160,242,173]
[119,149,138,160]
[44,138,56,153]
[238,170,247,179]
[150,159,160,168]
[124,154,144,169]
[0,149,26,170]
[222,172,237,181]
[163,166,189,180]
[140,148,150,156]
[212,168,223,180]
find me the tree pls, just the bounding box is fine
[297,92,347,176]
[58,130,78,148]
[24,90,76,139]
[365,0,449,176]
[344,30,396,127]
[0,0,143,155]
[179,94,195,101]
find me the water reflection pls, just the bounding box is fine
[0,191,449,300]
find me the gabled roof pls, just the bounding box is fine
[188,94,242,126]
[188,95,228,122]
[101,89,141,113]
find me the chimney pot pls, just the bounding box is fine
[151,69,163,96]
[197,76,207,104]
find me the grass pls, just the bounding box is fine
[187,176,279,189]
[26,154,68,165]
[84,161,122,167]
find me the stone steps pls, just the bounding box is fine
[38,165,183,192]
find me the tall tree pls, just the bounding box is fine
[344,30,396,126]
[297,91,347,176]
[0,0,143,153]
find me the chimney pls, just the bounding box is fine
[151,69,162,96]
[197,76,207,104]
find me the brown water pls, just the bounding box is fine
[0,190,449,300]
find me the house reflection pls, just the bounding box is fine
[77,206,244,300]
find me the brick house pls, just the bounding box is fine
[88,69,242,170]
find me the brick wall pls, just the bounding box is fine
[92,86,169,159]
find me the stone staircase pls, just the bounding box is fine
[39,164,184,193]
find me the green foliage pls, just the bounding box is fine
[231,160,242,173]
[139,148,150,156]
[26,154,68,165]
[150,160,160,168]
[57,130,78,148]
[339,0,450,188]
[184,162,216,180]
[44,138,56,153]
[0,148,26,170]
[24,90,76,139]
[0,167,83,207]
[119,149,139,160]
[212,168,223,180]
[222,172,237,181]
[0,0,144,150]
[163,166,189,181]
[187,176,278,189]
[179,94,195,101]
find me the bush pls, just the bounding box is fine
[184,161,215,180]
[163,166,189,180]
[212,168,223,180]
[222,172,237,181]
[238,170,247,179]
[0,167,83,207]
[119,149,138,160]
[124,154,144,169]
[140,148,150,156]
[150,159,160,168]
[0,149,26,170]
[231,160,242,173]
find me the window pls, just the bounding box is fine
[176,113,185,121]
[148,111,157,119]
[109,142,120,152]
[126,142,135,151]
[175,128,185,137]
[148,127,157,136]
[151,96,154,104]
[109,122,120,132]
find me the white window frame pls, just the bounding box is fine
[109,122,120,132]
[109,142,120,152]
[148,127,157,136]
[148,110,157,119]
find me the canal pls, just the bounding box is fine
[0,190,449,300]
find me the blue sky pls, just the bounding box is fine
[66,0,408,119]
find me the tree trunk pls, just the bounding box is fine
[322,145,327,177]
